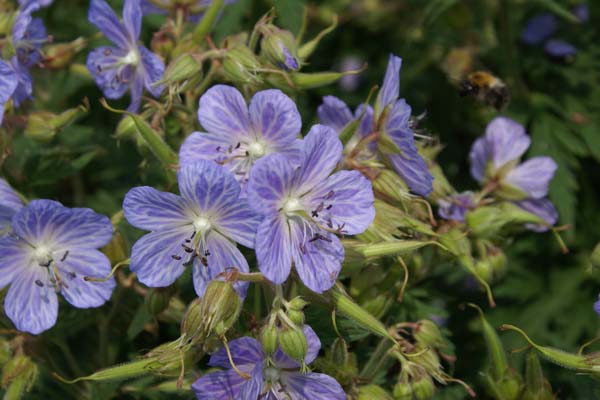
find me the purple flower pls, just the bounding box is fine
[87,0,165,112]
[338,55,363,92]
[0,200,115,334]
[594,294,600,317]
[192,325,346,399]
[18,0,53,8]
[469,116,557,200]
[0,178,24,236]
[179,85,303,193]
[544,39,577,61]
[123,160,261,297]
[141,0,238,22]
[318,54,433,197]
[574,4,589,23]
[438,191,476,222]
[521,12,558,45]
[514,198,558,232]
[0,61,18,126]
[246,125,375,293]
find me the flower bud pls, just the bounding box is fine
[522,351,553,400]
[261,27,300,71]
[160,53,203,90]
[25,104,88,142]
[260,324,279,357]
[114,115,138,139]
[414,320,446,350]
[330,338,349,366]
[181,298,203,341]
[0,339,11,367]
[287,296,309,311]
[1,355,38,397]
[223,45,262,85]
[286,309,305,326]
[358,384,393,400]
[465,206,508,237]
[43,38,86,69]
[393,381,413,400]
[412,374,435,400]
[278,324,308,363]
[145,286,177,316]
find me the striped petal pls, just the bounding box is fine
[208,336,264,369]
[89,0,129,48]
[281,372,346,400]
[505,156,557,199]
[249,89,301,144]
[485,116,531,170]
[214,201,261,249]
[192,369,247,400]
[192,230,249,297]
[179,131,233,165]
[0,236,30,288]
[130,227,191,287]
[123,186,191,231]
[318,95,353,133]
[5,267,58,334]
[247,154,296,215]
[198,85,251,139]
[376,54,402,115]
[122,0,141,43]
[255,215,293,285]
[57,249,115,308]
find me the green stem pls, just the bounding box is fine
[359,337,394,380]
[192,0,224,45]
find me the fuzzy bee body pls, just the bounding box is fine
[459,71,510,110]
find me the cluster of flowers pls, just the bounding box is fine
[521,3,588,62]
[0,0,51,125]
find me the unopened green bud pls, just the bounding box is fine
[223,45,262,85]
[358,384,394,400]
[160,53,203,89]
[287,309,305,325]
[103,230,128,265]
[522,351,553,400]
[412,374,435,400]
[145,286,177,316]
[0,339,11,367]
[261,27,300,71]
[372,169,411,203]
[115,115,138,139]
[25,104,88,142]
[1,355,38,396]
[260,325,279,357]
[279,325,308,363]
[0,12,15,36]
[465,206,507,237]
[181,298,203,340]
[287,296,309,311]
[199,280,242,336]
[330,338,349,366]
[43,37,86,69]
[414,320,446,349]
[393,381,413,400]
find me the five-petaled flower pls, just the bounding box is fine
[87,0,165,112]
[0,178,24,236]
[179,85,303,193]
[0,200,115,334]
[123,160,261,297]
[192,325,346,399]
[247,124,375,293]
[319,54,433,197]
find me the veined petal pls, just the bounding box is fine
[0,60,18,114]
[86,46,131,100]
[485,116,531,170]
[247,154,296,215]
[515,198,558,232]
[127,73,144,113]
[12,200,112,249]
[0,178,24,213]
[192,231,249,297]
[281,372,346,400]
[208,336,264,369]
[249,89,301,144]
[57,249,115,308]
[355,104,374,138]
[376,54,402,114]
[272,138,303,168]
[89,0,129,48]
[468,136,489,183]
[214,201,261,248]
[255,215,293,285]
[139,45,164,98]
[179,131,232,165]
[294,125,342,195]
[504,156,557,199]
[177,160,241,214]
[318,96,353,133]
[191,369,247,400]
[0,236,30,288]
[387,147,433,197]
[10,59,33,107]
[198,85,251,139]
[130,227,191,287]
[304,170,375,235]
[5,267,58,335]
[123,186,191,231]
[122,0,141,43]
[292,228,344,293]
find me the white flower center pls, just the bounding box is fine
[122,49,140,66]
[33,245,51,265]
[283,198,302,216]
[193,217,211,233]
[264,366,280,383]
[247,141,266,158]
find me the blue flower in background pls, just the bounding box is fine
[594,294,600,317]
[247,125,375,293]
[0,200,115,334]
[514,198,558,232]
[87,0,165,112]
[438,191,476,222]
[192,325,346,399]
[544,39,577,62]
[521,12,557,45]
[318,54,433,197]
[141,0,238,22]
[179,85,303,193]
[0,61,18,126]
[573,4,589,23]
[123,160,261,297]
[0,178,24,236]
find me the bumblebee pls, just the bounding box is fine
[459,71,510,110]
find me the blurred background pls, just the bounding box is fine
[2,0,600,398]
